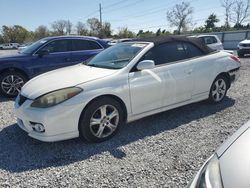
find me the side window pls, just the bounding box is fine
[72,39,90,51]
[142,42,187,65]
[183,42,204,58]
[41,40,70,53]
[71,39,102,51]
[201,36,217,44]
[88,41,102,49]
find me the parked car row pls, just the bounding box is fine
[0,43,20,49]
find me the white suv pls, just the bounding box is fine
[237,38,250,57]
[197,35,224,50]
[0,43,19,49]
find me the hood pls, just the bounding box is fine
[216,120,250,188]
[239,39,250,44]
[0,53,29,61]
[21,64,117,99]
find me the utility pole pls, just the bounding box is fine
[99,3,102,26]
[99,3,103,38]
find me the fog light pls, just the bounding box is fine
[30,122,45,133]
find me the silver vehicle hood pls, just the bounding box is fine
[216,120,250,188]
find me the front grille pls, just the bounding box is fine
[242,44,250,47]
[18,95,27,106]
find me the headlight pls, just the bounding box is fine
[31,87,83,108]
[188,154,223,188]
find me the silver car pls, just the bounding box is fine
[188,120,250,188]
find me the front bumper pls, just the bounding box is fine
[14,96,85,142]
[237,48,250,54]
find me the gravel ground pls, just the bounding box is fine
[0,53,250,187]
[0,49,18,56]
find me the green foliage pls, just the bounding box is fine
[0,34,4,44]
[204,14,220,31]
[76,21,89,36]
[101,22,112,38]
[34,25,50,40]
[117,27,135,38]
[87,18,102,36]
[2,25,29,43]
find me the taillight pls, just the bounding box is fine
[230,55,241,63]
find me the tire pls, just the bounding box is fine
[79,97,124,143]
[238,51,244,58]
[0,71,27,97]
[208,75,229,103]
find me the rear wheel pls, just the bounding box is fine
[209,76,229,103]
[0,71,27,97]
[79,97,124,143]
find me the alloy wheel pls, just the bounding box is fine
[211,78,226,102]
[89,104,119,138]
[1,75,24,95]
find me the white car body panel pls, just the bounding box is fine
[14,42,240,142]
[22,64,117,99]
[189,120,250,188]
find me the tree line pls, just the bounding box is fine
[0,0,249,44]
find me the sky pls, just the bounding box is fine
[0,0,228,34]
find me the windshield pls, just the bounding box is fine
[20,39,48,54]
[87,42,148,69]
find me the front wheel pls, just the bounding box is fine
[209,76,229,103]
[0,71,27,97]
[79,97,124,143]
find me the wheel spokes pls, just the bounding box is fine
[106,123,117,132]
[89,104,119,139]
[90,118,102,127]
[212,79,226,102]
[96,125,105,138]
[1,75,25,95]
[107,110,119,120]
[100,105,107,118]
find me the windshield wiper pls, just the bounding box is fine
[111,58,130,64]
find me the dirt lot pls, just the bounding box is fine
[0,51,250,187]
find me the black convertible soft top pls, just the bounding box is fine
[133,35,215,54]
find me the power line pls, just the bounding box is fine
[103,0,143,14]
[81,9,99,20]
[129,14,225,31]
[107,0,203,23]
[103,0,129,10]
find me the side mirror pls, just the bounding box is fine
[37,49,49,57]
[136,60,155,70]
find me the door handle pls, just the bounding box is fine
[65,58,71,62]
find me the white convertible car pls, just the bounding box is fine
[14,36,240,143]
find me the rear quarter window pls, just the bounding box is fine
[183,42,204,58]
[72,39,102,51]
[201,36,217,44]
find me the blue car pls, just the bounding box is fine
[0,36,109,97]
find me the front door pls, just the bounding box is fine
[128,66,165,115]
[31,39,72,76]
